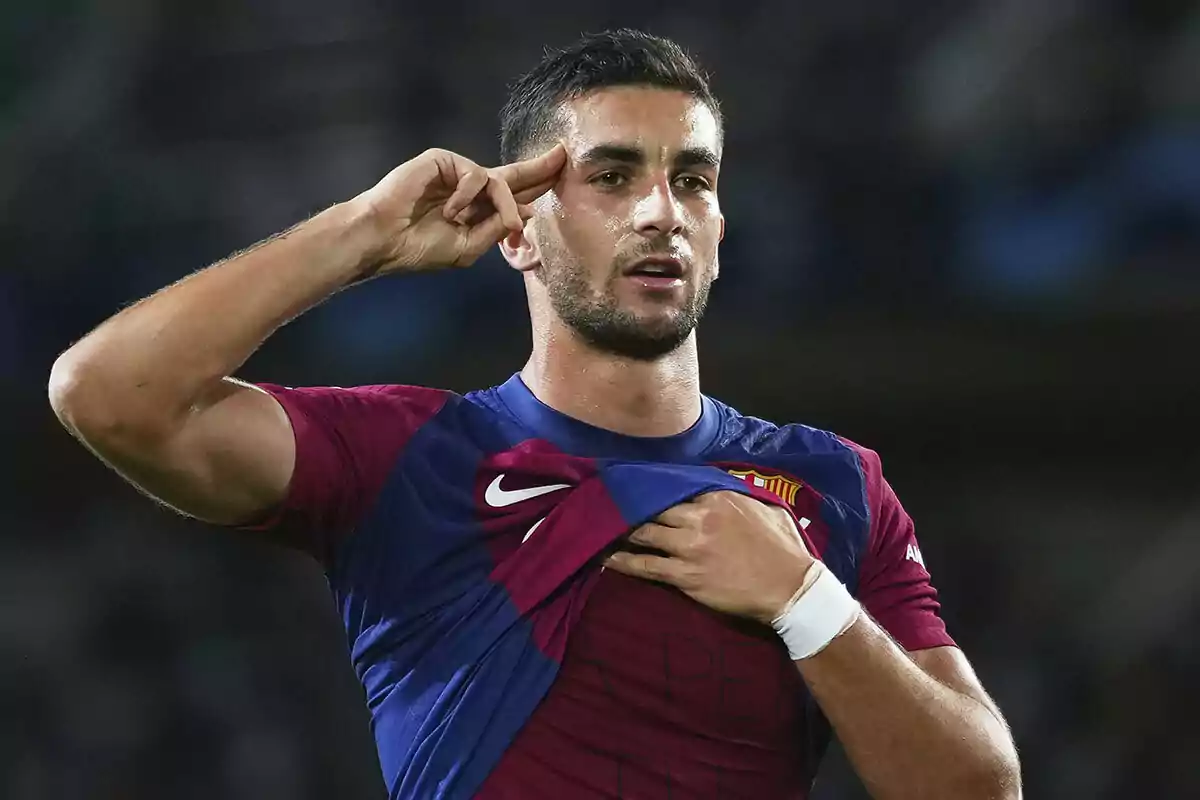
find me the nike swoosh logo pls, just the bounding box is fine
[484,474,570,508]
[522,516,546,544]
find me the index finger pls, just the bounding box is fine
[604,550,678,585]
[655,499,704,528]
[493,143,567,192]
[625,522,678,552]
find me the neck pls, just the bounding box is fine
[521,322,703,438]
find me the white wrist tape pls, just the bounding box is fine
[771,561,861,661]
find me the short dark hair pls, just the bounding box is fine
[499,28,722,163]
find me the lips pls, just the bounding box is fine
[623,257,686,279]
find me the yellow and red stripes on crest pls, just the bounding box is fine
[726,468,802,506]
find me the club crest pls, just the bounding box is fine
[726,468,802,505]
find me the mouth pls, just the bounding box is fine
[622,257,686,290]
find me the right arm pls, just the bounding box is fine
[48,145,565,529]
[50,201,378,526]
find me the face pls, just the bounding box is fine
[513,86,725,361]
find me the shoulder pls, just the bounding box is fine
[706,395,868,463]
[258,381,530,456]
[257,382,452,409]
[249,383,460,463]
[259,382,508,429]
[705,396,881,509]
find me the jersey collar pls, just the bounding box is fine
[494,373,722,461]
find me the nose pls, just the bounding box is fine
[632,178,685,238]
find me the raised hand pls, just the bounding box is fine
[354,144,566,274]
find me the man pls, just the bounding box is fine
[49,29,1020,800]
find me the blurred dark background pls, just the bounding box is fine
[4,1,1199,798]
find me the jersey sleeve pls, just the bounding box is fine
[841,438,956,652]
[236,383,450,565]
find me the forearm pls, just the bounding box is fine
[798,618,1020,800]
[50,199,380,433]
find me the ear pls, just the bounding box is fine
[498,221,540,273]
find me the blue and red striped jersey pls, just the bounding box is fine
[244,374,953,799]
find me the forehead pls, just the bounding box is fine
[559,86,722,160]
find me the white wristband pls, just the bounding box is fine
[771,561,861,661]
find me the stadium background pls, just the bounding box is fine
[3,1,1198,798]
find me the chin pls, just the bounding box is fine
[637,315,693,341]
[625,296,692,320]
[550,280,706,360]
[570,313,694,361]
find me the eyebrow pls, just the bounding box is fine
[577,144,720,171]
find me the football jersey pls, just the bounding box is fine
[244,374,953,799]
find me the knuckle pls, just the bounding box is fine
[488,174,514,197]
[676,566,702,591]
[716,490,741,507]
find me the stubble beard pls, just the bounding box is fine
[536,249,712,362]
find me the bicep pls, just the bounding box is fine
[99,377,297,526]
[94,378,447,562]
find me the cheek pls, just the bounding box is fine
[683,194,721,235]
[693,214,723,282]
[696,214,723,255]
[556,201,621,254]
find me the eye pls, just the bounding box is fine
[674,174,712,192]
[591,170,628,188]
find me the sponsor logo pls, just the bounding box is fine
[484,474,570,508]
[522,516,547,544]
[905,543,926,569]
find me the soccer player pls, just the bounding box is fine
[49,29,1020,800]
